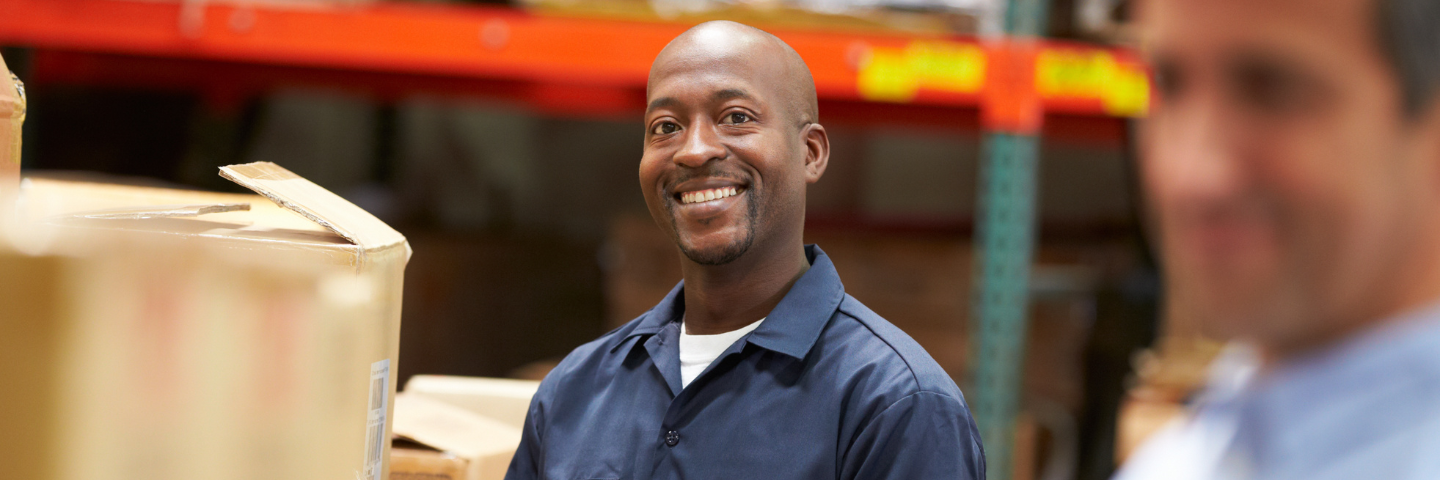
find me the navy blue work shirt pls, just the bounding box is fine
[505,245,986,480]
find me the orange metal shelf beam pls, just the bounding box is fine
[0,0,1147,122]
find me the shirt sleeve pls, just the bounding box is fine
[504,384,548,480]
[840,391,987,480]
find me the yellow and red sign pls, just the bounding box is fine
[856,40,988,103]
[1035,46,1150,117]
[850,38,1149,126]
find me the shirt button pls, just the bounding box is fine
[665,430,680,447]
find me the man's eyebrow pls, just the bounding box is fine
[647,96,679,113]
[647,89,756,113]
[713,88,753,102]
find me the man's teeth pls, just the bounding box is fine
[680,186,741,205]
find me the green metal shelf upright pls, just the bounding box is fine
[970,0,1051,479]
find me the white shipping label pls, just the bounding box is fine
[362,359,391,480]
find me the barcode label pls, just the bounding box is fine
[362,359,391,480]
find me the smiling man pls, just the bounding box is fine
[504,21,984,480]
[1116,0,1440,479]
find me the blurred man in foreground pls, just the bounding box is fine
[505,21,984,479]
[1118,0,1440,478]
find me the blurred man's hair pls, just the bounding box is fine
[1380,0,1440,117]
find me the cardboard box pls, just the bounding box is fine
[0,163,409,480]
[1114,386,1188,464]
[0,51,24,208]
[402,375,539,430]
[390,376,540,480]
[390,443,470,480]
[1112,336,1221,463]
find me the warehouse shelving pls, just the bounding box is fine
[0,0,1146,123]
[0,2,1147,479]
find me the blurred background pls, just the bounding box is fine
[0,0,1207,479]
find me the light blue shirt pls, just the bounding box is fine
[1115,302,1440,480]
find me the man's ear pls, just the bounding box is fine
[1415,99,1440,193]
[802,123,830,183]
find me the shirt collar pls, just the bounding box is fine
[626,281,687,339]
[1196,299,1440,469]
[1201,299,1440,405]
[621,244,845,360]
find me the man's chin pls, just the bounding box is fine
[664,200,759,266]
[678,240,751,266]
[1171,280,1294,341]
[674,229,756,266]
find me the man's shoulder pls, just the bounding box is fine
[537,313,652,390]
[820,294,964,401]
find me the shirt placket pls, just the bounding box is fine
[634,323,682,479]
[638,322,756,478]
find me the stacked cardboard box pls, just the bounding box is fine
[389,375,541,480]
[391,443,470,480]
[0,52,22,206]
[1114,335,1222,463]
[1113,263,1224,463]
[1,163,410,480]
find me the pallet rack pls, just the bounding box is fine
[0,2,1146,478]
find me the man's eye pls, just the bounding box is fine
[1230,58,1322,114]
[652,122,680,135]
[722,112,751,124]
[1153,60,1184,104]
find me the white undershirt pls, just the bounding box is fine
[678,317,765,388]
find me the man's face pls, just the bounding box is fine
[1142,0,1439,351]
[641,43,811,266]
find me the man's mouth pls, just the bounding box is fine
[675,186,746,205]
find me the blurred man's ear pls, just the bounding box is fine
[1410,98,1440,190]
[803,123,829,184]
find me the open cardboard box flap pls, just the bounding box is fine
[1,51,25,207]
[220,162,405,252]
[393,393,521,459]
[392,393,522,480]
[26,162,409,266]
[402,375,539,431]
[62,203,252,220]
[0,52,21,152]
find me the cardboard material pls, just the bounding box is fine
[1115,387,1187,464]
[391,376,540,480]
[402,375,540,430]
[393,394,521,480]
[0,52,25,211]
[390,444,470,480]
[220,162,406,255]
[62,203,252,219]
[1,163,409,480]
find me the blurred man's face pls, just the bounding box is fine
[1142,0,1440,353]
[640,38,812,266]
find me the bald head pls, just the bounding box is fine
[649,21,819,125]
[638,20,831,271]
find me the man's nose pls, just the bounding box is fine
[674,123,726,167]
[1148,98,1248,205]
